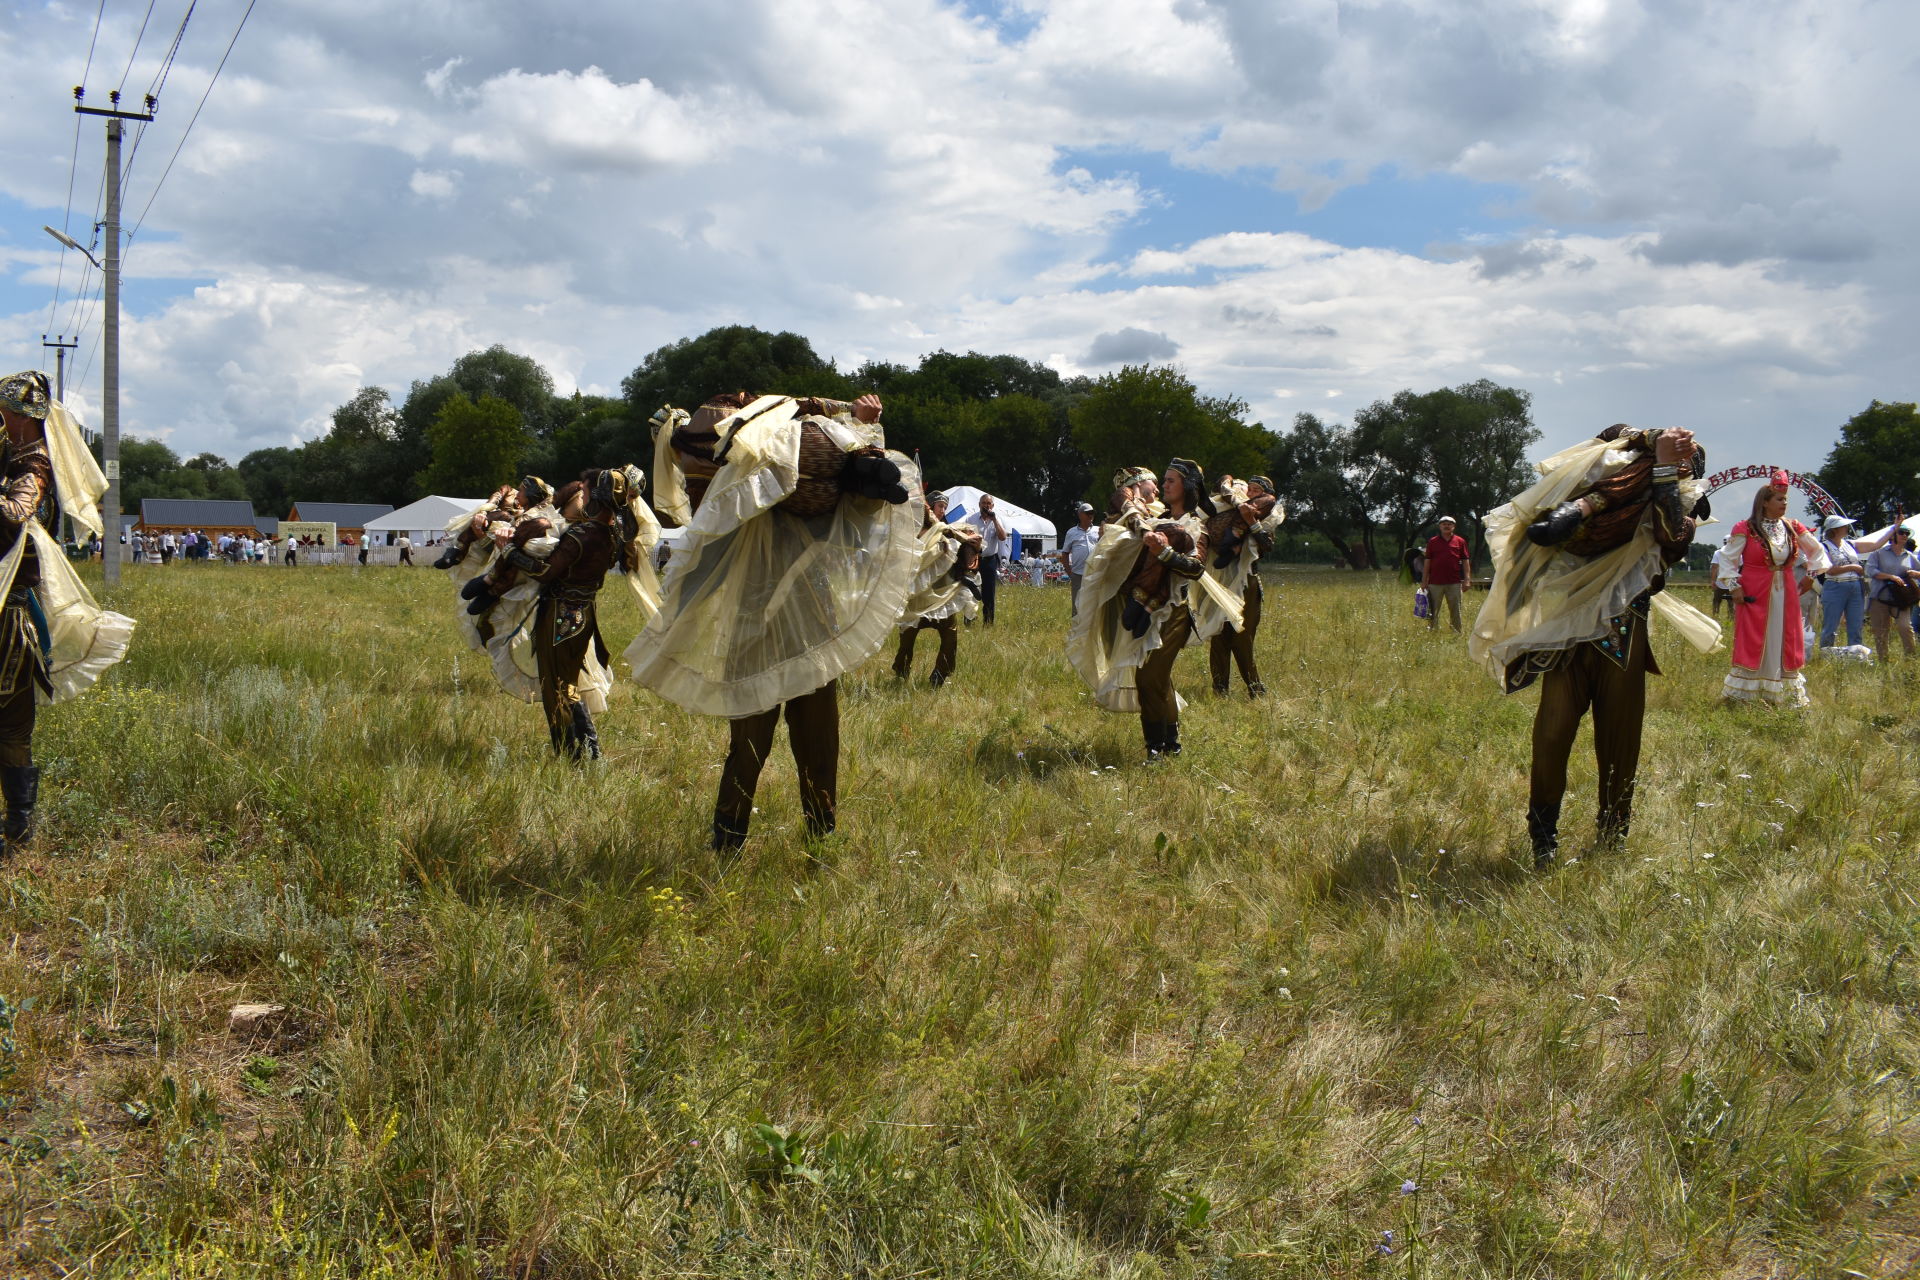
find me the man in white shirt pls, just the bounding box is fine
[967,494,1009,626]
[1057,502,1101,613]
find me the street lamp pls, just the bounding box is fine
[42,225,101,271]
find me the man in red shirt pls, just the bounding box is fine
[1421,515,1472,633]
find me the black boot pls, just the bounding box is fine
[568,704,601,762]
[710,815,749,853]
[1246,681,1267,698]
[432,544,465,570]
[1143,719,1166,761]
[928,669,947,688]
[1162,720,1182,757]
[1526,802,1560,870]
[460,575,501,615]
[2,766,39,851]
[1212,683,1229,697]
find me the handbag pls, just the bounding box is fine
[1884,578,1920,608]
[1413,587,1431,619]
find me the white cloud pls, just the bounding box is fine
[408,169,461,200]
[0,0,1908,481]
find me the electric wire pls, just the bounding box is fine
[114,0,160,98]
[126,0,256,251]
[124,1,196,176]
[48,0,113,335]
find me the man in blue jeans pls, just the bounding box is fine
[968,494,1010,626]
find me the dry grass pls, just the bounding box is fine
[0,560,1913,1278]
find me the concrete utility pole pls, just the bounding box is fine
[74,88,154,588]
[39,336,78,405]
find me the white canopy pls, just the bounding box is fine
[938,486,1059,552]
[362,495,486,544]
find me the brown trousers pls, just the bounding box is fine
[1529,615,1651,833]
[1208,574,1262,691]
[892,616,957,680]
[0,677,32,769]
[0,605,39,768]
[533,598,597,748]
[717,681,839,837]
[1137,603,1194,725]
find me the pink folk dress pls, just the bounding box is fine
[1712,518,1828,705]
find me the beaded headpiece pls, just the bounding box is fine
[0,371,51,421]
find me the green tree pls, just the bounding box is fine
[237,446,301,516]
[1347,380,1538,561]
[1069,364,1275,505]
[182,451,249,501]
[1814,400,1920,527]
[331,386,399,444]
[1266,413,1375,568]
[417,393,532,497]
[395,349,559,500]
[621,325,853,413]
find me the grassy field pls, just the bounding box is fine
[0,562,1915,1278]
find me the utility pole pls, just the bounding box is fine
[74,88,155,589]
[39,336,78,405]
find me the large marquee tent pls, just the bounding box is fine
[363,496,487,546]
[938,486,1059,555]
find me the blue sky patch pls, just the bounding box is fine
[1059,148,1535,281]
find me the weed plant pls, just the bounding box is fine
[0,562,1915,1277]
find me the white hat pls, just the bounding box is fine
[1437,514,1456,524]
[1820,514,1856,533]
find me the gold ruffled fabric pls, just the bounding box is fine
[1066,508,1206,713]
[626,398,924,718]
[898,523,968,627]
[1469,435,1721,688]
[0,400,136,703]
[447,498,661,712]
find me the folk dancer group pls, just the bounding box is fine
[416,399,1870,872]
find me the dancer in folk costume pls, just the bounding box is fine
[446,470,661,757]
[1470,425,1719,867]
[892,489,982,687]
[1068,459,1239,761]
[629,392,919,849]
[1712,472,1828,706]
[1194,474,1283,698]
[495,467,658,759]
[0,373,136,851]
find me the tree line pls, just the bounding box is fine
[111,324,1562,565]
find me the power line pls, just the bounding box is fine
[126,0,257,250]
[49,0,113,333]
[125,1,197,177]
[114,0,160,98]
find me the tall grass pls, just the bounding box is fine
[0,561,1915,1278]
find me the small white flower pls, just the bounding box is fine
[1702,851,1716,859]
[1766,822,1784,834]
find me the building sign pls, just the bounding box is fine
[279,520,337,549]
[1701,466,1841,518]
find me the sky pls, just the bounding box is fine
[0,0,1913,518]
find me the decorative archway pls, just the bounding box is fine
[1702,465,1842,518]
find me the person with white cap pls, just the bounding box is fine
[1057,501,1101,613]
[1815,514,1888,650]
[1420,516,1472,633]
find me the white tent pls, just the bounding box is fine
[938,485,1060,553]
[363,495,486,545]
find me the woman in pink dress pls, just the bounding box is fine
[1712,473,1828,705]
